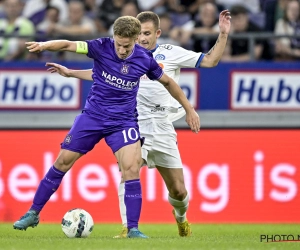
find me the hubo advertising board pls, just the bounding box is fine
[0,129,299,223]
[0,69,81,110]
[231,70,300,110]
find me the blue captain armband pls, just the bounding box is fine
[76,41,88,54]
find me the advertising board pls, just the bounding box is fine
[0,129,299,223]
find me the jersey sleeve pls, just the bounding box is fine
[85,38,105,59]
[146,57,164,80]
[172,45,205,68]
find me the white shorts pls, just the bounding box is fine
[139,118,182,169]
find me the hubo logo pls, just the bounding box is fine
[231,71,300,110]
[0,70,81,109]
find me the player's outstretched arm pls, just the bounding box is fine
[200,10,231,68]
[25,40,78,53]
[158,73,200,133]
[45,62,93,80]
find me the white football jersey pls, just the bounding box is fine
[138,44,203,120]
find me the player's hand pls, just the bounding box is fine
[219,10,231,35]
[46,62,71,77]
[25,41,45,53]
[185,108,200,133]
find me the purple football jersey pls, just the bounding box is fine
[84,38,163,121]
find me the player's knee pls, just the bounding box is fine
[122,163,140,180]
[169,185,187,201]
[54,157,73,172]
[123,169,139,180]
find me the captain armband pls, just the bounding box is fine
[76,41,88,54]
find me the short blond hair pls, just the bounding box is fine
[113,16,141,38]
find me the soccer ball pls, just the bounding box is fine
[61,208,94,238]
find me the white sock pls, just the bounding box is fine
[168,193,189,223]
[118,182,127,227]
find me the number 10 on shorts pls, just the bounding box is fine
[122,128,139,143]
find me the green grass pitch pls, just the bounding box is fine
[0,223,299,250]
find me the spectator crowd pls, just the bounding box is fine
[0,0,299,61]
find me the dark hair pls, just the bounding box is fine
[230,5,249,16]
[158,12,171,20]
[46,5,60,14]
[136,11,160,30]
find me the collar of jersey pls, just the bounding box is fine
[150,44,159,53]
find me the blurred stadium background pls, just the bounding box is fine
[0,0,300,225]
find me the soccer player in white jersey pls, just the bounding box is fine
[46,10,231,237]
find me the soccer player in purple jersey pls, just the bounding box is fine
[13,16,200,238]
[38,10,231,238]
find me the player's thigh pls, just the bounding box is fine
[54,149,83,172]
[114,141,142,180]
[114,141,142,169]
[156,166,186,196]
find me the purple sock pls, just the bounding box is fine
[124,179,142,230]
[30,166,65,213]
